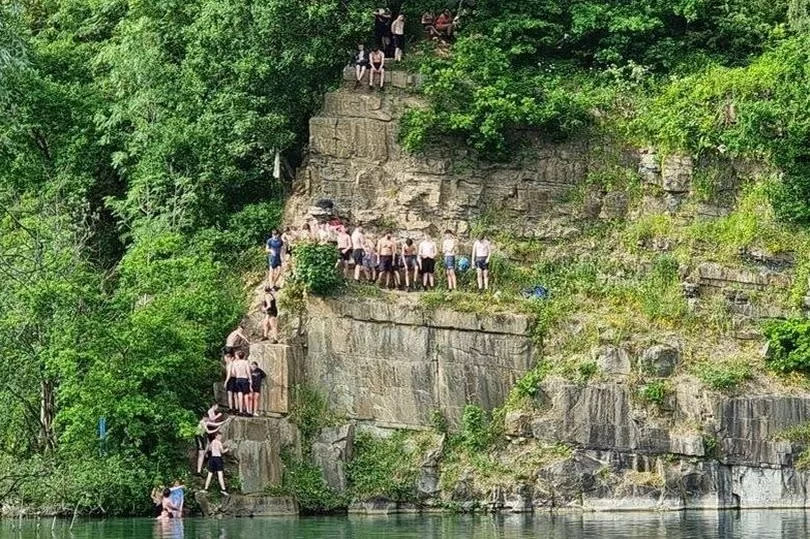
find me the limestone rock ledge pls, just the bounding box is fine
[195,492,298,517]
[303,296,536,428]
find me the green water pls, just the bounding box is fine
[0,510,810,539]
[4,511,810,538]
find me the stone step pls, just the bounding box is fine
[195,491,298,517]
[341,65,421,89]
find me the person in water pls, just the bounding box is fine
[169,481,185,516]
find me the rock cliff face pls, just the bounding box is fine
[216,73,810,515]
[284,70,615,238]
[304,296,535,428]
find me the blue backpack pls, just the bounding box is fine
[457,256,471,272]
[522,285,548,300]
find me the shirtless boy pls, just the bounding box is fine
[204,431,229,496]
[231,350,252,416]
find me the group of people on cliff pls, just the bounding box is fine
[353,6,460,90]
[267,221,494,292]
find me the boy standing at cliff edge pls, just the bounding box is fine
[472,234,493,291]
[204,431,229,496]
[418,233,437,290]
[442,230,458,291]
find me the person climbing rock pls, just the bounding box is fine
[204,431,229,496]
[442,229,458,291]
[418,233,437,290]
[472,234,493,291]
[265,229,284,288]
[225,323,250,353]
[249,361,267,416]
[261,286,279,343]
[195,415,221,475]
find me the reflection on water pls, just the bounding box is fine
[3,510,810,538]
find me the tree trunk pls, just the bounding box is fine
[39,379,55,452]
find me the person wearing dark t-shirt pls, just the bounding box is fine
[266,229,284,289]
[261,286,279,343]
[249,362,267,416]
[373,8,391,49]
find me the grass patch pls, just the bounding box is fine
[637,379,670,406]
[693,360,753,391]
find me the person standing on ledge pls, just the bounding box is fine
[249,361,267,416]
[402,238,418,290]
[472,234,493,291]
[418,233,437,290]
[377,232,396,288]
[391,14,406,61]
[265,229,284,289]
[442,229,458,291]
[351,225,366,282]
[204,431,229,496]
[369,46,385,90]
[231,350,252,416]
[336,226,353,278]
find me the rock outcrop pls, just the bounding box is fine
[303,296,536,428]
[284,73,635,238]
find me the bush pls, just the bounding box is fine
[292,242,342,296]
[289,385,335,443]
[764,319,810,374]
[460,404,492,451]
[347,431,423,502]
[281,454,346,514]
[638,380,669,405]
[693,360,753,390]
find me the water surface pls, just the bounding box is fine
[5,511,810,538]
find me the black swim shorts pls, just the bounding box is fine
[208,456,224,473]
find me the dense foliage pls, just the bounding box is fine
[0,0,374,514]
[764,319,810,374]
[401,0,793,158]
[291,242,343,296]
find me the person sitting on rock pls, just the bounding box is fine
[249,361,267,416]
[435,9,454,40]
[421,11,440,40]
[418,233,437,290]
[354,44,369,88]
[391,14,405,61]
[261,286,278,343]
[204,431,229,496]
[336,226,353,278]
[442,230,458,291]
[472,233,493,291]
[402,238,419,290]
[369,47,385,90]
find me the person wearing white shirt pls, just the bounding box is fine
[441,230,458,291]
[417,234,437,290]
[391,14,406,61]
[471,235,492,291]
